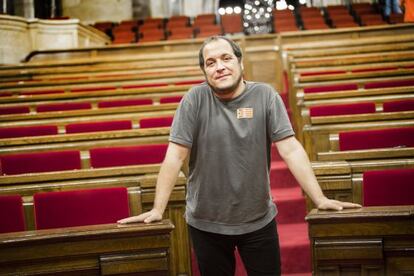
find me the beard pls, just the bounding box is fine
[206,71,244,96]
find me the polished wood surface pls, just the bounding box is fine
[0,220,174,275]
[306,206,414,275]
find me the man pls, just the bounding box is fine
[118,36,361,275]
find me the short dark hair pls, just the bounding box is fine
[198,36,243,71]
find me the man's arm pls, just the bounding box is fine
[275,136,361,210]
[118,142,190,224]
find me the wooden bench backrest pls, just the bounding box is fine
[303,118,414,160]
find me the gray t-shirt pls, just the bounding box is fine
[169,81,294,235]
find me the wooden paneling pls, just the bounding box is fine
[0,220,174,275]
[306,206,414,276]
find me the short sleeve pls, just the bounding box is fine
[169,94,198,148]
[268,93,295,142]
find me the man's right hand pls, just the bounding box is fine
[117,209,163,224]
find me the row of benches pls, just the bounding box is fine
[0,53,194,274]
[282,31,414,274]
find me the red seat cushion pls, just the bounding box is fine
[98,98,153,108]
[34,187,130,230]
[0,106,30,115]
[65,120,132,134]
[0,150,81,175]
[89,144,168,168]
[174,80,204,86]
[383,99,414,112]
[140,116,173,128]
[339,127,414,151]
[160,96,183,104]
[364,78,414,89]
[363,168,414,206]
[0,195,25,233]
[21,89,65,95]
[0,125,58,139]
[309,102,376,117]
[303,83,358,93]
[36,102,92,113]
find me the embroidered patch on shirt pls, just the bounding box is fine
[237,108,253,119]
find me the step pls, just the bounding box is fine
[270,161,298,189]
[278,222,312,274]
[272,187,307,224]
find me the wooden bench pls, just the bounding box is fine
[283,34,414,60]
[299,96,414,142]
[0,51,199,83]
[306,206,414,275]
[295,82,414,137]
[282,34,414,129]
[0,163,190,275]
[310,157,414,208]
[0,83,189,106]
[0,219,175,275]
[0,70,203,92]
[1,65,201,86]
[0,126,171,154]
[283,34,414,92]
[296,64,414,83]
[0,108,176,128]
[303,118,414,160]
[0,101,178,124]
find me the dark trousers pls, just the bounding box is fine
[189,219,281,276]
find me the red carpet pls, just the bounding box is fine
[191,145,312,275]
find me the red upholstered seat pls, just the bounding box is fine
[0,195,25,233]
[363,168,414,206]
[364,78,414,89]
[89,144,168,168]
[0,106,30,115]
[193,13,217,27]
[65,120,132,134]
[174,80,203,86]
[0,92,12,97]
[97,98,153,108]
[303,83,358,93]
[160,95,183,104]
[0,150,81,175]
[0,125,58,139]
[339,127,414,151]
[221,14,243,34]
[383,99,414,112]
[36,102,92,113]
[167,27,194,40]
[309,102,376,117]
[21,89,65,95]
[140,116,173,128]
[34,187,130,230]
[196,25,223,38]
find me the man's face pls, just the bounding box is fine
[202,39,244,95]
